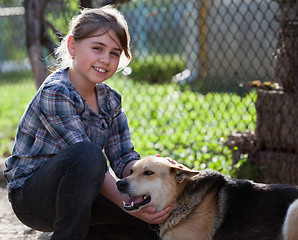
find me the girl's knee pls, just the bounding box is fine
[66,142,107,175]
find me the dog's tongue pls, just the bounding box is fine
[123,195,151,211]
[123,196,143,211]
[127,196,143,205]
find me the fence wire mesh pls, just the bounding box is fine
[0,0,296,175]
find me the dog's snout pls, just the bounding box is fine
[117,179,128,192]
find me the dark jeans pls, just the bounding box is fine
[9,142,158,240]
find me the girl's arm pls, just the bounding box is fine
[100,172,173,224]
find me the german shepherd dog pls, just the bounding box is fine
[117,156,298,240]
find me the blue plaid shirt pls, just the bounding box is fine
[4,68,140,192]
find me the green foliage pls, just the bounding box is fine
[129,54,184,83]
[46,0,80,37]
[0,0,22,6]
[0,79,36,156]
[108,75,256,176]
[0,73,256,176]
[45,0,80,61]
[0,15,27,60]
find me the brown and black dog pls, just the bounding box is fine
[117,156,298,240]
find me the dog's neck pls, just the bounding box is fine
[159,182,207,235]
[159,171,226,237]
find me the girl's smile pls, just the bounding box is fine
[93,67,107,73]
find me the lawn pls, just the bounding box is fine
[108,75,256,175]
[0,79,36,157]
[0,74,256,176]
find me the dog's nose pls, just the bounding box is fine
[116,179,128,192]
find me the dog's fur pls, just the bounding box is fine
[117,156,298,240]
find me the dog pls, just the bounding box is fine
[117,156,298,240]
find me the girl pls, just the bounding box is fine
[4,6,172,240]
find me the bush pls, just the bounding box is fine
[129,54,185,83]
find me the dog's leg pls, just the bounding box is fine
[283,199,298,240]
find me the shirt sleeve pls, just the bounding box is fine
[104,109,140,178]
[37,84,90,149]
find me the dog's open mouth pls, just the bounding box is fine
[123,194,151,211]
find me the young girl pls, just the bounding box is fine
[4,6,172,240]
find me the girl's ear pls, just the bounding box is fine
[67,35,76,58]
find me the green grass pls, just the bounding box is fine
[108,75,256,175]
[0,74,256,176]
[0,80,36,157]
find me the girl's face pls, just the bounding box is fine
[68,30,122,85]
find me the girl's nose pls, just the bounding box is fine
[99,53,110,64]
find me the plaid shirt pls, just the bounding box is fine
[4,68,140,192]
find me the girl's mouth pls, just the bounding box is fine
[93,66,107,73]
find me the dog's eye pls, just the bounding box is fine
[143,170,154,176]
[129,169,133,175]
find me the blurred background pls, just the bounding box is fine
[0,0,297,183]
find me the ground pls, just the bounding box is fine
[0,183,52,240]
[0,158,52,240]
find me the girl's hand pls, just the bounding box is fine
[101,172,172,224]
[130,205,173,224]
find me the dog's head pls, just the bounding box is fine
[117,156,200,212]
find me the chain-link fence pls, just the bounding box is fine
[1,0,296,178]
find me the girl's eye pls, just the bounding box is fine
[93,47,102,51]
[111,52,120,57]
[143,170,154,176]
[129,169,133,175]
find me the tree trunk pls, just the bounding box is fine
[273,1,298,93]
[255,90,298,153]
[24,0,49,89]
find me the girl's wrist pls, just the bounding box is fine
[122,160,138,177]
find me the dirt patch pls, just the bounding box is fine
[0,182,52,240]
[0,157,51,239]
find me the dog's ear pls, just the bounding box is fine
[171,165,200,183]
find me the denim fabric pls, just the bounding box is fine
[86,198,159,240]
[9,142,156,240]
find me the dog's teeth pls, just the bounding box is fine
[131,202,134,207]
